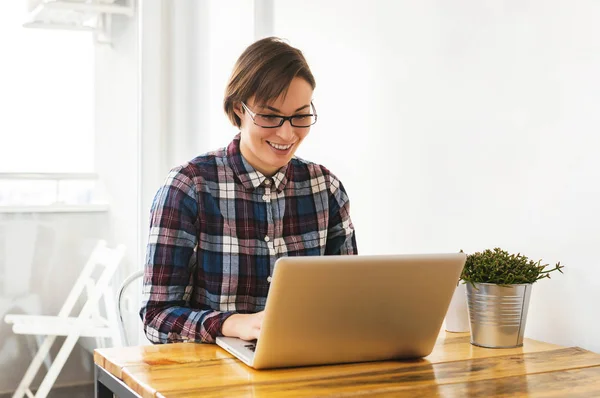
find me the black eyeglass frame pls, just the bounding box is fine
[241,101,318,128]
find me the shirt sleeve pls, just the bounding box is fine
[324,173,358,255]
[140,167,234,344]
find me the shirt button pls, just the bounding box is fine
[265,179,271,186]
[264,236,270,242]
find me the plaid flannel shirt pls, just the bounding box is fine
[140,134,357,343]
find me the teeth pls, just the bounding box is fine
[268,142,292,150]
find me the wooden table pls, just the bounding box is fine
[94,332,600,397]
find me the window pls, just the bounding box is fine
[0,2,97,208]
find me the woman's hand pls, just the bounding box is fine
[221,311,265,341]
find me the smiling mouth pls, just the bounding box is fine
[267,141,294,150]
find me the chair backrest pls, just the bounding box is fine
[58,240,125,316]
[117,269,144,346]
[58,240,126,349]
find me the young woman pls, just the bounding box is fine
[141,37,357,344]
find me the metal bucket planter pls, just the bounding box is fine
[466,283,532,348]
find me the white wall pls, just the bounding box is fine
[205,0,256,152]
[95,12,141,285]
[272,0,600,352]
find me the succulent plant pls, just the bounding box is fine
[460,248,563,286]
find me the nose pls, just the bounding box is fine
[276,119,295,141]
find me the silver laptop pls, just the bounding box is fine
[216,253,466,369]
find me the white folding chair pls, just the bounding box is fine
[4,240,126,398]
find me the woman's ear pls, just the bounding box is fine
[233,102,244,122]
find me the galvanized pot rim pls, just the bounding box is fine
[466,282,533,287]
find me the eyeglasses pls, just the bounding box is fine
[241,102,318,128]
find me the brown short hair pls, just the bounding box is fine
[224,37,316,128]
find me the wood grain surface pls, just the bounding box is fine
[94,332,600,397]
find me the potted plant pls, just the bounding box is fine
[461,248,563,348]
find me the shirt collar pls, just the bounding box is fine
[227,134,291,192]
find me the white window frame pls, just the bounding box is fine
[0,173,109,213]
